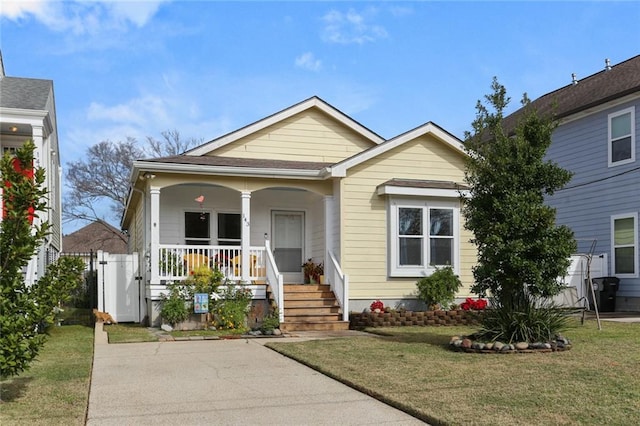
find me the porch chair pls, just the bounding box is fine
[183,253,210,273]
[231,254,264,283]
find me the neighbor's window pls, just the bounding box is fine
[217,213,241,245]
[609,107,635,166]
[390,199,459,277]
[612,212,638,277]
[185,211,210,245]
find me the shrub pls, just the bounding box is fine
[475,295,576,343]
[416,266,462,309]
[160,282,190,325]
[260,305,280,332]
[211,284,253,330]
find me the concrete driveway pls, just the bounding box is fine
[87,326,425,425]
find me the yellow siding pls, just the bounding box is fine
[210,109,375,162]
[341,135,477,301]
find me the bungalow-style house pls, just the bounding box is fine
[504,55,640,311]
[0,53,62,284]
[121,96,476,329]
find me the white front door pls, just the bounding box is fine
[272,211,304,284]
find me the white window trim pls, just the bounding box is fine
[608,106,635,167]
[388,197,460,277]
[611,212,639,278]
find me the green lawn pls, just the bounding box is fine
[267,320,640,425]
[0,325,94,425]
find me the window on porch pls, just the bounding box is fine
[217,212,241,245]
[185,211,210,245]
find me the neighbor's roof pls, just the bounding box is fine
[504,55,640,128]
[0,76,53,110]
[62,220,128,254]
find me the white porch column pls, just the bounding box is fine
[150,187,160,284]
[323,195,334,274]
[241,191,251,282]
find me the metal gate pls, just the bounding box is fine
[96,251,141,323]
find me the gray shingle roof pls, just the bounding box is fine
[0,76,53,110]
[142,154,334,170]
[504,55,640,129]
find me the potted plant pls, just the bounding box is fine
[312,262,324,284]
[302,259,316,284]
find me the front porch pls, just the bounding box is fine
[153,243,350,331]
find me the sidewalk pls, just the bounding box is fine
[87,324,425,425]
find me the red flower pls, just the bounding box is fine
[370,300,384,312]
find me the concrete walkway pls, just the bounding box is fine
[87,325,425,425]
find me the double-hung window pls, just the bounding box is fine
[217,212,241,245]
[185,212,210,245]
[390,198,459,277]
[608,107,635,167]
[611,212,638,278]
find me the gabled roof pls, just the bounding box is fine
[0,76,53,110]
[504,55,640,128]
[62,220,128,254]
[185,96,385,156]
[329,121,465,177]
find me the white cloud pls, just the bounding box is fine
[321,8,388,45]
[295,52,322,72]
[0,0,167,35]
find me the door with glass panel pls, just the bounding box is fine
[272,211,304,284]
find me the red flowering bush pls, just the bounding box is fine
[370,300,384,312]
[460,298,488,310]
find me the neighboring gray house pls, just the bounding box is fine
[505,55,640,311]
[0,52,63,284]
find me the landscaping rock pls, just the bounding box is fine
[515,342,529,350]
[273,329,282,336]
[461,338,473,349]
[161,324,173,332]
[493,342,505,351]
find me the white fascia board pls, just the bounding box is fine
[0,107,48,124]
[331,122,466,177]
[185,97,383,156]
[132,161,327,180]
[377,185,469,198]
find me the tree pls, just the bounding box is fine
[64,130,201,225]
[0,142,85,380]
[463,78,577,342]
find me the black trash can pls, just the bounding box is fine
[590,277,620,312]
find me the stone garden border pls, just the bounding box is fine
[349,310,572,354]
[349,309,481,328]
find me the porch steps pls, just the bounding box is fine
[278,284,350,332]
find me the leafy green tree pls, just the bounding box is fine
[463,79,576,341]
[0,142,84,380]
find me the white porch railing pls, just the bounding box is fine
[264,239,284,323]
[158,244,266,282]
[328,251,349,321]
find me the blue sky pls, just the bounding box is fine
[1,1,639,232]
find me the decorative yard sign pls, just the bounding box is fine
[194,293,209,314]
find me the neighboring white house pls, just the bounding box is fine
[121,96,476,328]
[0,52,63,284]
